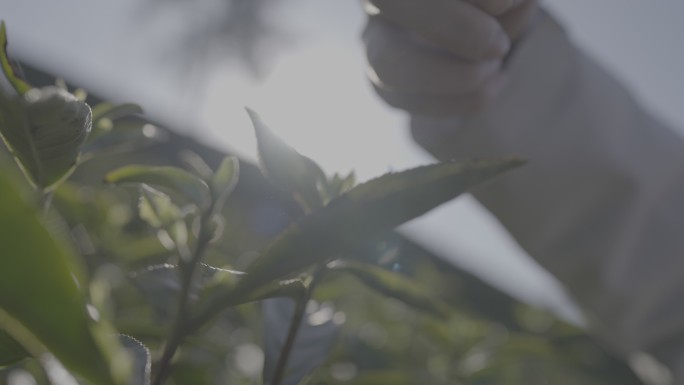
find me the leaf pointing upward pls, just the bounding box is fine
[248,108,327,212]
[0,22,31,95]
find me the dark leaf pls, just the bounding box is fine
[248,108,326,212]
[120,335,151,385]
[0,329,28,367]
[262,298,340,385]
[0,86,92,190]
[130,263,243,321]
[0,168,119,385]
[327,260,449,318]
[193,277,306,324]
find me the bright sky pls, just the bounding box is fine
[3,0,684,320]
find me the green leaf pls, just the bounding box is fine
[327,260,450,318]
[193,276,306,322]
[247,108,326,212]
[0,86,92,190]
[0,169,120,385]
[104,165,210,208]
[324,171,356,202]
[236,159,523,293]
[178,150,213,180]
[138,184,182,229]
[210,156,239,213]
[138,185,189,254]
[0,328,28,367]
[91,103,143,123]
[0,21,31,95]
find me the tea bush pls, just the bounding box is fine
[0,22,644,385]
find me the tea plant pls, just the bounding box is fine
[0,22,645,385]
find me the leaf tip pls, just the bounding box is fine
[244,106,260,125]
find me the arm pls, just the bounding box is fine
[412,11,684,380]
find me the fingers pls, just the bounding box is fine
[372,74,507,117]
[364,0,510,61]
[361,0,539,117]
[363,18,501,96]
[498,0,540,40]
[466,0,529,16]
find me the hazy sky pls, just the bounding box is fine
[3,0,683,318]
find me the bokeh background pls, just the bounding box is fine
[2,0,684,321]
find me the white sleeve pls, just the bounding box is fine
[411,11,684,382]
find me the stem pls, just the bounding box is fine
[271,267,324,385]
[151,213,214,385]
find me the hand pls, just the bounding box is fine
[362,0,539,116]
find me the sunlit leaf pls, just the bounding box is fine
[327,260,450,318]
[138,184,189,255]
[210,156,239,212]
[91,103,143,123]
[179,150,213,180]
[248,108,326,212]
[105,165,210,208]
[0,169,120,385]
[235,159,523,294]
[138,184,182,229]
[0,21,31,95]
[0,328,28,367]
[0,86,92,190]
[324,171,356,202]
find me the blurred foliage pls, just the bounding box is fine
[138,0,285,77]
[0,20,647,385]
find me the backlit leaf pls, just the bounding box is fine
[0,22,31,95]
[248,108,326,212]
[105,165,210,208]
[236,159,523,294]
[138,184,182,229]
[210,156,239,213]
[91,103,143,123]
